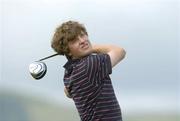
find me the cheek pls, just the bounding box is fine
[69,44,79,53]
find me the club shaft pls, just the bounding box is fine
[38,53,59,61]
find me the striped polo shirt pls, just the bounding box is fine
[63,53,122,121]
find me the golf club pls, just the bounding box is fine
[29,53,59,80]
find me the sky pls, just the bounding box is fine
[0,0,179,113]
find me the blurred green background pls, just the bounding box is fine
[0,88,179,121]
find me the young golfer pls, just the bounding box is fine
[51,21,126,121]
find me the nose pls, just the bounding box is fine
[79,36,86,44]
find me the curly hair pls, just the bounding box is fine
[51,21,88,58]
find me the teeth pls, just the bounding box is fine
[82,43,88,48]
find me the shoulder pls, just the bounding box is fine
[86,53,110,61]
[85,53,111,68]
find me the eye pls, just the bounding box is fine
[69,38,78,44]
[80,32,85,37]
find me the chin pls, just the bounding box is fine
[86,48,93,54]
[81,50,92,58]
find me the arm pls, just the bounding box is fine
[92,44,126,67]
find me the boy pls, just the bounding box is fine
[51,21,126,121]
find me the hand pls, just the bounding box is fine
[64,87,72,98]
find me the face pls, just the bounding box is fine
[68,33,92,59]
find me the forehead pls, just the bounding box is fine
[69,31,86,42]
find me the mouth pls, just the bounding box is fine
[81,43,89,49]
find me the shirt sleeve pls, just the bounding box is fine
[86,53,112,83]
